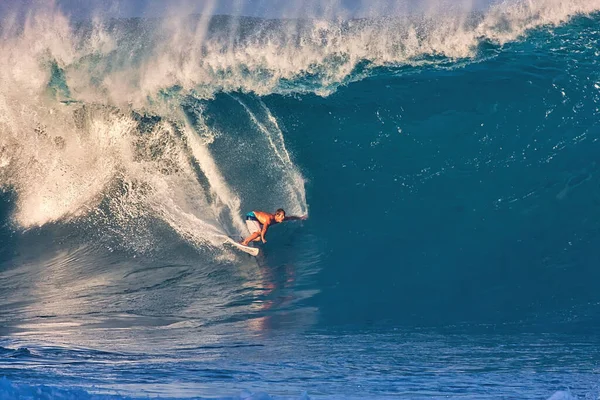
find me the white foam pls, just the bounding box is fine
[54,0,600,102]
[547,390,578,400]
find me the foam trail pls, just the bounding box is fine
[237,99,292,166]
[257,101,308,215]
[180,119,246,237]
[233,97,307,215]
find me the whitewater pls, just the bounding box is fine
[0,0,599,398]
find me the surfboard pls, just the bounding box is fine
[224,237,260,256]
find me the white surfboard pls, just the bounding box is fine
[224,237,260,256]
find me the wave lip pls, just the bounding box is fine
[2,1,599,104]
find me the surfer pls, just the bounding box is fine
[241,209,307,245]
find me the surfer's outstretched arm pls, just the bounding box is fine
[284,215,307,222]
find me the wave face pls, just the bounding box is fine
[0,0,599,325]
[1,1,600,397]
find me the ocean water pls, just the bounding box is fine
[1,1,600,399]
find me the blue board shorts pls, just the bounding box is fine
[245,212,262,233]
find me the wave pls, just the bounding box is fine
[0,377,580,400]
[1,4,599,399]
[0,1,597,249]
[0,1,598,329]
[0,377,311,400]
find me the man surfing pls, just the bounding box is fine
[241,209,307,246]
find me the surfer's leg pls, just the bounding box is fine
[241,231,260,245]
[252,225,263,241]
[243,219,262,245]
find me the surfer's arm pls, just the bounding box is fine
[260,223,269,243]
[284,215,307,221]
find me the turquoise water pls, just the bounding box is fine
[0,3,599,399]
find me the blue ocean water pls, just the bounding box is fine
[0,2,600,399]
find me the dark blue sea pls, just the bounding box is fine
[0,2,599,399]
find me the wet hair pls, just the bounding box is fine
[275,208,286,216]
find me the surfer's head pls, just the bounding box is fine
[274,208,286,223]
